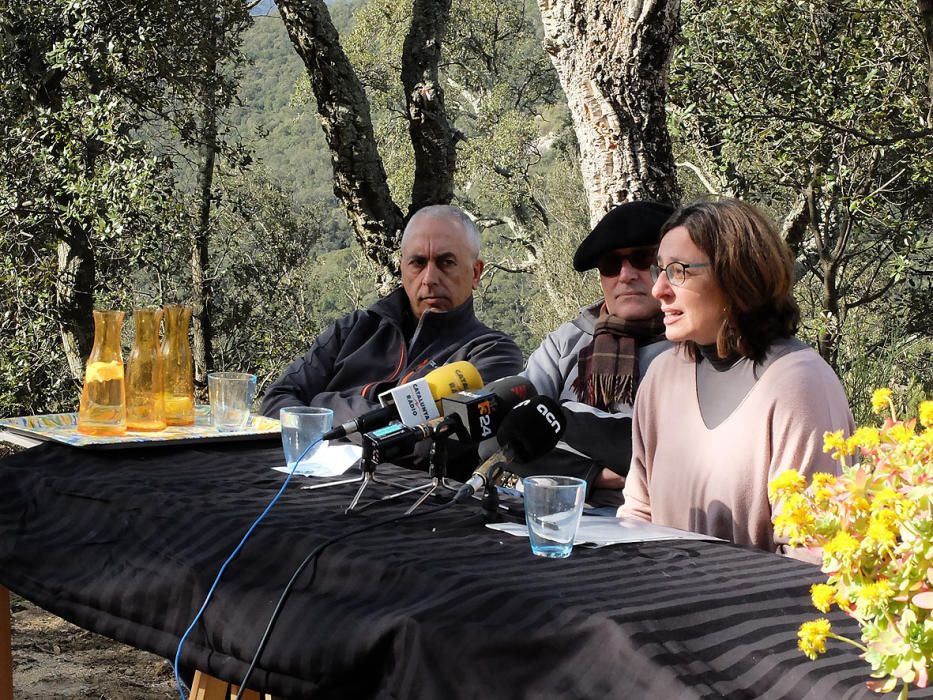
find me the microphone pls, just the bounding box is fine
[440,376,537,442]
[361,415,454,465]
[324,361,483,440]
[454,395,566,503]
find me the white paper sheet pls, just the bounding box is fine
[272,443,362,477]
[487,515,724,547]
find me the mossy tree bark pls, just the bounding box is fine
[536,0,682,225]
[277,0,456,281]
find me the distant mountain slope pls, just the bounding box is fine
[231,8,358,250]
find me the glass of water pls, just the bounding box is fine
[523,476,586,558]
[207,372,257,431]
[280,406,334,469]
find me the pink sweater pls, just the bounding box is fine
[619,346,854,552]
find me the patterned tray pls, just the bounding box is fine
[0,405,280,449]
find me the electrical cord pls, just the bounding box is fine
[173,436,323,700]
[234,498,456,699]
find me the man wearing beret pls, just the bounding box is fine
[515,201,674,507]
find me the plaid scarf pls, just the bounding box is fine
[571,308,666,410]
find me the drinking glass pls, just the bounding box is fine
[280,407,334,469]
[523,476,586,558]
[208,372,257,431]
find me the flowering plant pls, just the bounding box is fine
[770,390,933,699]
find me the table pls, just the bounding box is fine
[0,440,919,699]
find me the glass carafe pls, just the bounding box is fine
[161,305,195,426]
[77,310,127,436]
[126,307,166,431]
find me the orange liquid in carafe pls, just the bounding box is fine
[77,311,128,436]
[127,407,166,432]
[164,394,195,425]
[77,375,126,436]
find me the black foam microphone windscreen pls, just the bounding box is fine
[496,395,566,462]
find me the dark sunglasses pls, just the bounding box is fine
[596,248,656,277]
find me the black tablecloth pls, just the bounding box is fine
[0,441,915,699]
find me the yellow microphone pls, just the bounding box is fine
[424,361,484,409]
[324,361,483,439]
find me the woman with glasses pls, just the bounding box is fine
[618,199,854,554]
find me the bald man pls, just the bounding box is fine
[260,205,523,436]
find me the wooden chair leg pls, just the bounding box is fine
[0,585,12,700]
[190,670,228,700]
[231,683,264,700]
[189,670,276,700]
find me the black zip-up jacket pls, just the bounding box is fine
[260,288,524,434]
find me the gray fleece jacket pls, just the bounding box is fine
[260,286,524,433]
[517,301,670,499]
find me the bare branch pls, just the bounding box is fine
[675,160,720,195]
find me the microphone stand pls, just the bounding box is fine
[374,419,462,512]
[480,480,503,523]
[344,440,409,514]
[404,429,454,514]
[298,464,362,492]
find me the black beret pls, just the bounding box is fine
[572,201,676,272]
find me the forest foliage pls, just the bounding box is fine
[1,0,930,423]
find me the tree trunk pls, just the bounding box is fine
[277,0,404,276]
[818,257,840,368]
[780,192,810,258]
[56,227,95,380]
[191,4,218,386]
[536,0,682,225]
[56,116,102,381]
[804,186,842,369]
[17,37,94,379]
[401,0,457,214]
[191,122,215,384]
[920,0,933,118]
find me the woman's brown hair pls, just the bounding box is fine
[660,198,800,362]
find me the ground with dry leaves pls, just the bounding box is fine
[11,596,175,699]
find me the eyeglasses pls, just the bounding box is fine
[596,249,656,277]
[650,261,711,287]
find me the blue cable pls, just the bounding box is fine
[172,436,323,700]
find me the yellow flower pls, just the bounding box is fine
[866,513,898,547]
[790,391,933,687]
[822,429,847,456]
[887,423,914,445]
[847,427,880,452]
[856,580,894,609]
[773,493,815,542]
[798,619,832,659]
[850,497,871,514]
[769,470,806,500]
[812,473,837,489]
[811,583,835,613]
[871,388,893,413]
[920,401,933,429]
[810,472,837,505]
[824,530,860,558]
[870,487,901,512]
[812,487,833,505]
